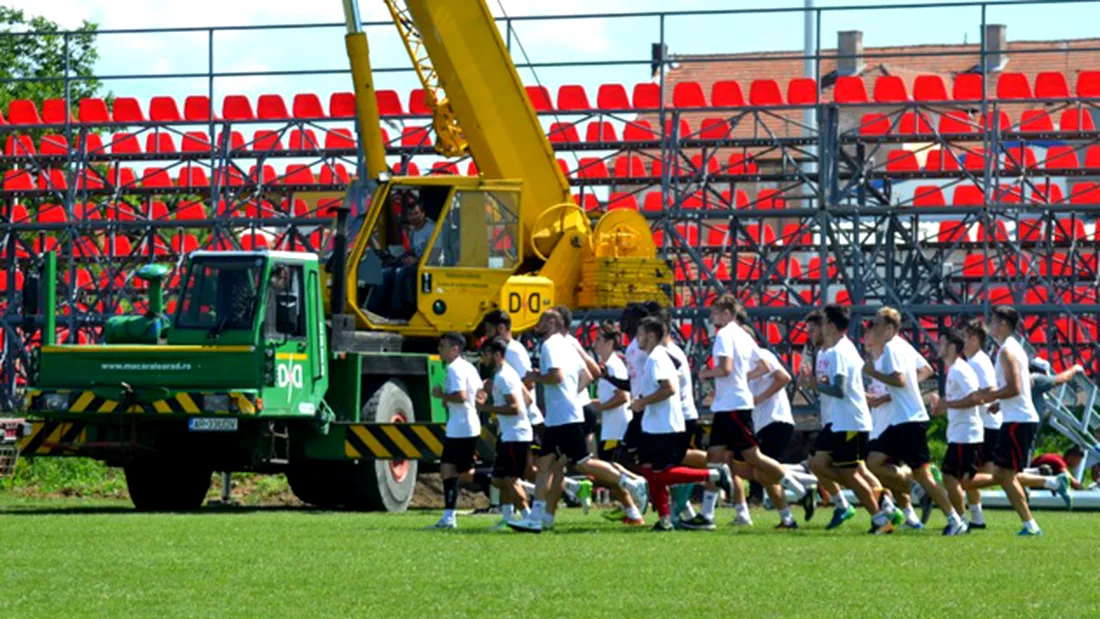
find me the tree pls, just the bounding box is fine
[0,7,103,112]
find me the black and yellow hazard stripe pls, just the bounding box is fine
[17,420,87,456]
[29,390,254,415]
[344,423,446,460]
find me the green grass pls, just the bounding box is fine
[2,499,1098,617]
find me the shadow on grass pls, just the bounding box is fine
[0,503,363,517]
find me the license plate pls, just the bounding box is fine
[188,418,238,432]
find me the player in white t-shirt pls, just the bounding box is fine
[805,305,884,531]
[508,308,647,533]
[592,321,645,525]
[429,332,484,529]
[477,337,534,530]
[697,295,806,530]
[960,319,998,528]
[928,329,983,531]
[799,310,849,516]
[864,307,966,536]
[630,317,732,532]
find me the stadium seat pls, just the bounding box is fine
[642,193,665,213]
[632,83,660,110]
[575,158,608,180]
[743,223,777,246]
[711,80,745,107]
[1019,109,1054,132]
[218,131,246,152]
[985,286,1013,305]
[466,161,478,176]
[430,162,459,175]
[748,79,783,105]
[613,155,646,179]
[140,167,173,189]
[925,148,960,171]
[962,254,990,278]
[408,89,430,115]
[673,81,707,108]
[938,110,972,134]
[110,133,142,156]
[1077,71,1100,97]
[938,221,969,244]
[392,161,420,177]
[573,193,599,213]
[787,78,818,104]
[525,86,553,111]
[1070,182,1100,205]
[78,98,110,123]
[149,96,182,122]
[547,122,580,144]
[1060,109,1096,132]
[282,164,316,186]
[325,128,356,150]
[145,132,177,154]
[606,192,639,211]
[75,168,104,191]
[777,257,804,280]
[980,110,1011,133]
[175,200,207,220]
[699,118,730,140]
[5,135,35,156]
[780,223,811,246]
[38,170,68,191]
[289,129,320,151]
[898,111,933,135]
[996,72,1032,99]
[705,224,730,247]
[833,76,868,103]
[108,167,139,189]
[1004,146,1037,172]
[722,189,751,209]
[1045,145,1079,170]
[952,74,983,101]
[557,85,592,111]
[401,126,432,148]
[859,113,891,136]
[181,131,212,153]
[952,185,984,206]
[320,163,351,185]
[35,203,66,223]
[212,167,245,187]
[1031,184,1064,205]
[962,148,986,171]
[374,90,402,116]
[623,120,657,141]
[177,167,209,189]
[111,97,146,123]
[806,256,838,280]
[913,74,949,101]
[42,99,75,124]
[689,154,719,176]
[292,93,325,119]
[873,75,909,102]
[251,130,284,153]
[913,185,945,207]
[183,95,213,121]
[1053,218,1087,242]
[1035,71,1070,98]
[727,154,757,175]
[8,100,41,124]
[78,133,105,155]
[1017,219,1044,243]
[976,220,1009,242]
[885,149,919,172]
[329,92,356,118]
[172,233,200,254]
[755,188,785,210]
[222,95,255,121]
[596,83,630,110]
[663,118,691,139]
[1087,145,1100,170]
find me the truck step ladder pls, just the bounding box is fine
[1023,341,1100,482]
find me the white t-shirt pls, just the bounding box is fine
[867,355,893,440]
[444,357,482,439]
[749,347,793,431]
[944,357,983,444]
[879,336,931,426]
[625,338,648,398]
[967,350,1000,430]
[814,349,833,427]
[819,337,872,432]
[666,341,698,421]
[539,333,584,427]
[597,353,632,441]
[995,336,1039,423]
[492,364,533,443]
[641,345,684,434]
[710,322,759,412]
[505,338,543,426]
[566,334,593,406]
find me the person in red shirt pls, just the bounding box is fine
[1030,447,1085,490]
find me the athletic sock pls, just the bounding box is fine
[832,492,850,510]
[520,480,536,496]
[563,476,581,495]
[624,504,642,520]
[1043,477,1060,490]
[903,506,919,524]
[735,502,750,519]
[780,475,807,499]
[671,485,694,518]
[947,510,962,527]
[501,504,514,521]
[778,506,794,525]
[680,502,698,521]
[970,503,985,525]
[701,491,719,520]
[879,491,896,513]
[529,500,546,523]
[790,471,818,488]
[1024,518,1040,533]
[443,477,459,511]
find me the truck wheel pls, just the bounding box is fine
[286,461,345,509]
[345,379,419,511]
[124,459,212,511]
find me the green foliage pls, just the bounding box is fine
[1,457,127,498]
[0,6,102,109]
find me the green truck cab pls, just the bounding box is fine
[21,249,454,512]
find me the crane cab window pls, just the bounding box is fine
[176,257,264,331]
[263,264,305,339]
[425,190,519,270]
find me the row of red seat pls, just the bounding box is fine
[884,145,1100,174]
[7,70,1100,126]
[1,164,351,193]
[0,228,325,261]
[912,182,1099,206]
[3,199,340,225]
[857,108,1096,136]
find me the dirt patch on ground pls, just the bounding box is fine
[410,473,490,510]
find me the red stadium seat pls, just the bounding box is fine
[251,130,284,153]
[925,148,960,171]
[547,122,580,144]
[873,75,909,102]
[525,86,553,111]
[573,193,599,213]
[330,92,356,118]
[597,83,630,110]
[939,221,969,244]
[672,82,707,108]
[374,90,402,116]
[391,162,419,177]
[112,97,146,123]
[727,154,757,175]
[183,95,213,121]
[108,167,139,190]
[149,96,182,122]
[1062,109,1097,132]
[632,83,660,110]
[749,79,783,105]
[642,193,666,213]
[787,78,817,104]
[140,167,173,189]
[722,189,750,209]
[690,154,719,176]
[833,76,868,103]
[1077,71,1100,97]
[859,113,891,136]
[281,164,316,186]
[78,133,104,155]
[292,93,326,119]
[1019,109,1054,132]
[1045,145,1080,170]
[699,118,729,140]
[110,132,142,155]
[613,155,646,179]
[1004,146,1037,172]
[962,147,986,171]
[401,126,432,148]
[75,168,104,191]
[222,95,255,121]
[175,200,207,220]
[1053,218,1087,242]
[938,110,972,134]
[962,254,990,278]
[177,167,209,189]
[576,157,609,179]
[913,185,945,207]
[38,169,68,191]
[1087,146,1100,170]
[172,233,200,254]
[913,74,949,101]
[886,149,919,172]
[953,74,983,101]
[5,135,35,156]
[780,224,811,247]
[606,192,639,211]
[664,118,691,139]
[623,120,657,141]
[145,132,177,154]
[42,99,75,124]
[755,188,785,210]
[584,121,617,143]
[78,98,110,123]
[557,85,592,111]
[980,110,1011,133]
[996,72,1032,99]
[325,128,356,150]
[711,80,745,107]
[1017,219,1044,243]
[1070,182,1100,205]
[181,131,212,153]
[320,163,350,185]
[218,131,245,152]
[899,111,933,135]
[1035,71,1070,98]
[8,99,41,124]
[977,221,1009,243]
[408,89,430,115]
[289,129,319,151]
[1031,184,1065,205]
[953,185,984,206]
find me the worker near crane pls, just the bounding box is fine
[367,192,435,319]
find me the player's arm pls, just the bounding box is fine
[594,389,629,412]
[631,379,676,411]
[755,364,791,403]
[527,367,564,385]
[699,355,733,379]
[866,392,892,408]
[578,366,594,391]
[864,364,905,388]
[479,392,522,416]
[439,389,467,404]
[817,372,846,398]
[602,374,631,391]
[570,338,603,379]
[746,361,771,381]
[1052,364,1085,386]
[982,349,1021,402]
[916,359,935,383]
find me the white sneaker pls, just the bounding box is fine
[731,514,754,527]
[428,518,456,530]
[506,517,543,534]
[623,477,649,513]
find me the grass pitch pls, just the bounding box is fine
[1,498,1097,617]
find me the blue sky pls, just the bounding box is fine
[16,0,1100,107]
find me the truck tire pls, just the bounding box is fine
[286,461,345,509]
[344,379,419,511]
[124,458,212,511]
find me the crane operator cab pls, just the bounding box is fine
[349,176,545,335]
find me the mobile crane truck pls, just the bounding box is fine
[16,0,669,511]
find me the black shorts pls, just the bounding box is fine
[710,410,757,460]
[541,423,591,465]
[866,437,884,458]
[441,436,478,471]
[492,441,530,479]
[598,438,622,462]
[638,431,689,470]
[623,414,643,451]
[530,423,545,452]
[878,421,931,468]
[756,422,794,460]
[978,427,999,467]
[942,442,981,480]
[679,419,700,453]
[994,422,1038,472]
[819,429,867,468]
[812,424,833,455]
[582,404,598,435]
